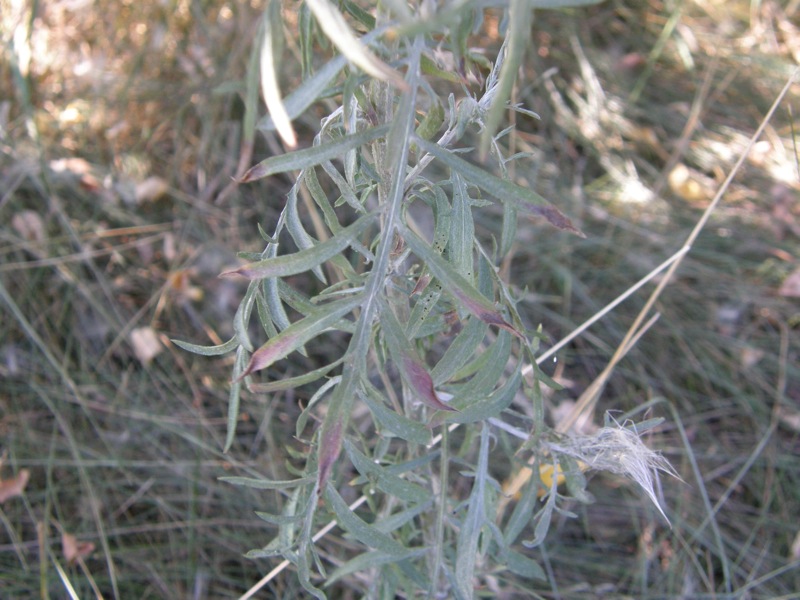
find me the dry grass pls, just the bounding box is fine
[1,0,798,598]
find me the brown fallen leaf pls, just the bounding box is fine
[135,176,170,204]
[0,469,30,503]
[130,326,163,365]
[62,532,95,565]
[11,210,46,245]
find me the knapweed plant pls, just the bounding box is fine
[178,0,675,596]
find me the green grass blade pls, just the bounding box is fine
[455,423,491,599]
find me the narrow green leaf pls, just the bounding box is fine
[374,497,433,534]
[381,301,457,412]
[359,383,432,445]
[245,545,284,559]
[413,137,585,237]
[504,550,546,580]
[262,258,292,337]
[220,475,314,489]
[255,284,281,341]
[317,369,356,490]
[299,2,313,76]
[326,548,426,587]
[286,183,326,283]
[257,27,393,131]
[296,376,340,439]
[415,97,445,140]
[455,423,490,599]
[233,280,259,351]
[254,512,304,526]
[224,346,247,452]
[430,316,488,385]
[504,457,542,547]
[420,51,462,83]
[500,201,518,257]
[171,336,238,356]
[260,0,296,147]
[325,482,409,556]
[344,439,429,503]
[479,0,530,157]
[320,160,363,212]
[407,186,450,339]
[221,214,375,279]
[304,166,343,235]
[250,358,343,393]
[305,0,407,89]
[522,458,560,549]
[241,124,390,182]
[449,171,475,280]
[443,363,522,425]
[238,295,361,379]
[400,225,523,338]
[459,329,512,397]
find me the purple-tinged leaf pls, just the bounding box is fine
[411,272,432,295]
[236,295,361,380]
[318,415,344,493]
[400,225,524,339]
[380,301,457,412]
[414,136,586,237]
[401,354,457,412]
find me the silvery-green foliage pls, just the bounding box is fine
[177,0,665,597]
